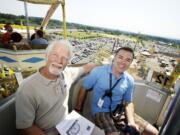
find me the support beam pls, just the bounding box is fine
[61,0,67,39]
[40,2,60,29]
[24,0,30,41]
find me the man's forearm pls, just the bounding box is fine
[20,124,45,135]
[75,87,87,111]
[125,102,135,124]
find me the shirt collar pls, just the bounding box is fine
[37,69,58,86]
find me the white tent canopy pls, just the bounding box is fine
[18,0,62,5]
[18,0,67,39]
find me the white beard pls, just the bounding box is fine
[48,63,63,76]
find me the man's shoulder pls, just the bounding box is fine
[40,38,48,44]
[88,65,109,77]
[124,71,134,82]
[18,72,39,89]
[16,73,37,97]
[31,39,39,44]
[93,65,109,72]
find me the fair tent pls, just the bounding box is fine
[18,0,67,39]
[18,0,62,5]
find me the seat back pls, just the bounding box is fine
[68,77,94,122]
[68,77,105,135]
[0,96,19,135]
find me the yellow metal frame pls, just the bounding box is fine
[19,0,67,39]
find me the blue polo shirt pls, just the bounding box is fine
[83,65,134,116]
[31,38,48,45]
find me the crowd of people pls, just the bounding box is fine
[0,24,48,50]
[0,23,28,50]
[15,39,159,135]
[0,23,14,49]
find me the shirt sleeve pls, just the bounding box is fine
[64,67,84,81]
[63,66,84,90]
[83,68,98,90]
[15,84,36,129]
[124,78,134,103]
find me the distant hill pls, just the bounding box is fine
[0,12,180,45]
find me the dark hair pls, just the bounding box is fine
[4,23,13,32]
[11,32,22,42]
[36,30,44,38]
[115,47,134,59]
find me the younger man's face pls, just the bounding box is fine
[113,49,133,74]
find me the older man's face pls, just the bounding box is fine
[46,45,70,76]
[113,50,133,74]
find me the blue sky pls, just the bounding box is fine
[0,0,180,39]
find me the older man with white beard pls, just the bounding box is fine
[15,40,96,135]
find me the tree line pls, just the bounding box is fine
[0,12,179,45]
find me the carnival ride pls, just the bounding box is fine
[19,0,67,39]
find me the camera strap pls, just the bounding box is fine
[109,73,121,92]
[108,73,122,113]
[102,73,121,98]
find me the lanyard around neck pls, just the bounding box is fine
[102,73,121,98]
[109,73,122,113]
[109,73,121,91]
